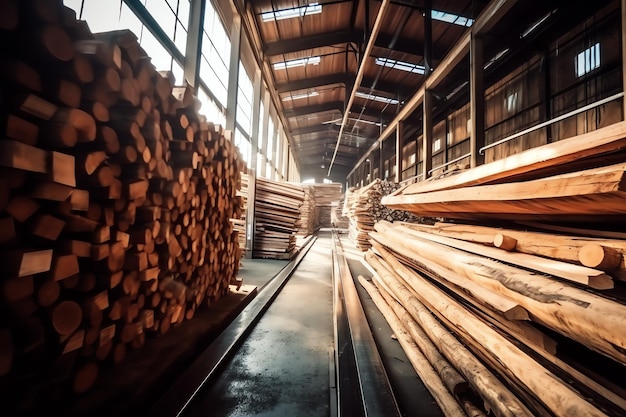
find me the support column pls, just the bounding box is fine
[183,0,205,92]
[379,140,384,180]
[259,90,270,177]
[622,0,626,120]
[422,91,433,179]
[396,122,404,182]
[540,48,552,142]
[423,0,433,75]
[244,69,262,259]
[470,33,485,167]
[225,15,242,132]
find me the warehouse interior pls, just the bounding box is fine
[1,0,625,416]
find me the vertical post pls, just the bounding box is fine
[260,90,270,177]
[244,68,262,259]
[423,0,433,75]
[540,48,552,143]
[270,125,279,180]
[378,140,384,180]
[622,0,626,120]
[225,15,242,132]
[470,33,485,167]
[422,91,433,179]
[396,122,404,182]
[183,0,205,92]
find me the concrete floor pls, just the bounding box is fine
[237,258,290,289]
[185,232,334,417]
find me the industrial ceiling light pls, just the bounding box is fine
[375,57,425,74]
[282,91,319,101]
[273,56,320,70]
[431,10,474,27]
[484,48,509,69]
[261,3,322,21]
[521,10,557,38]
[355,91,399,105]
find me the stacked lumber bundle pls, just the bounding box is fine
[296,185,318,236]
[343,179,419,251]
[311,183,342,227]
[253,178,304,259]
[367,124,626,416]
[364,221,625,416]
[0,0,243,410]
[331,199,349,229]
[230,173,248,257]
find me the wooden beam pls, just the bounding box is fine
[422,90,433,179]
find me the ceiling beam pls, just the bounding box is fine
[265,30,447,61]
[283,101,344,118]
[277,73,347,93]
[291,124,340,136]
[265,30,359,56]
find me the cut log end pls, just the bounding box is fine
[73,362,98,394]
[493,234,517,251]
[578,244,622,271]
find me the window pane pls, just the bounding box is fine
[145,0,176,41]
[81,0,122,33]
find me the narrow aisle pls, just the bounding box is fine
[184,231,334,417]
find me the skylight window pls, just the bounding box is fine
[273,56,320,70]
[261,3,322,21]
[375,57,425,74]
[355,92,399,105]
[282,91,319,101]
[431,10,474,27]
[575,43,600,77]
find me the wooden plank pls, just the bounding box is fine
[0,249,53,277]
[396,121,626,195]
[0,140,47,173]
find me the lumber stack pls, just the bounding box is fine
[343,179,420,251]
[0,1,243,410]
[253,178,304,259]
[296,185,318,236]
[311,183,342,228]
[331,198,349,229]
[363,221,626,416]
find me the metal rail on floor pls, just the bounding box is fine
[331,229,401,417]
[146,235,318,417]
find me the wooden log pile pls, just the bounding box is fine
[253,178,304,259]
[363,126,626,416]
[295,185,318,237]
[343,179,420,251]
[331,198,349,229]
[0,1,244,411]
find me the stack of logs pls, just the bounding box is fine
[362,124,626,416]
[296,185,318,237]
[253,178,304,259]
[0,0,244,411]
[343,179,420,251]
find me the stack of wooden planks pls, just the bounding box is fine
[343,179,420,251]
[311,183,342,227]
[0,0,244,409]
[296,185,318,236]
[253,178,304,259]
[365,123,626,416]
[331,198,349,229]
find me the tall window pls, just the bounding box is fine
[267,116,275,162]
[236,61,253,135]
[197,88,226,126]
[200,0,230,106]
[63,1,184,81]
[575,43,601,77]
[234,128,251,165]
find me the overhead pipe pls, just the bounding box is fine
[327,0,392,176]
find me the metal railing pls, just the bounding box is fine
[479,91,625,155]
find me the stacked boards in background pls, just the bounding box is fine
[0,0,245,409]
[343,179,421,251]
[253,178,304,259]
[296,185,318,236]
[311,183,342,228]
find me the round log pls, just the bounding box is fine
[73,362,98,393]
[494,234,517,251]
[578,244,622,270]
[51,300,82,335]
